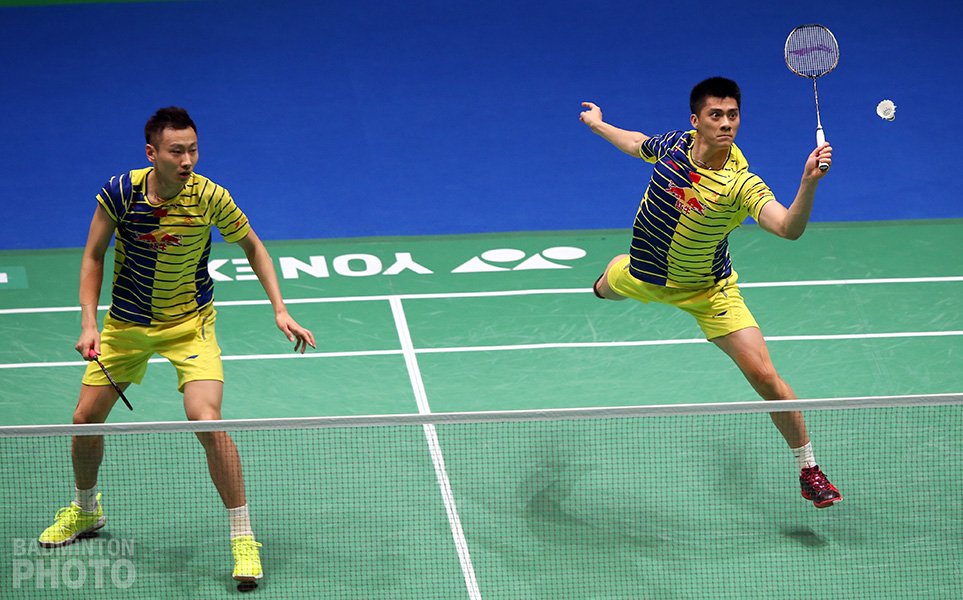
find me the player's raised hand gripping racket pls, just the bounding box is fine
[785,24,839,171]
[88,350,133,411]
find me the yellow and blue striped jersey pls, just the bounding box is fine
[631,130,774,288]
[96,168,251,324]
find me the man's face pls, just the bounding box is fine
[146,127,198,186]
[690,97,740,147]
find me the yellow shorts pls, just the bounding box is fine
[606,256,758,340]
[82,305,224,392]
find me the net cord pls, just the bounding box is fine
[2,393,961,438]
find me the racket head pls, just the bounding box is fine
[784,24,839,78]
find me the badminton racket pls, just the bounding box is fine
[784,24,839,171]
[88,350,133,411]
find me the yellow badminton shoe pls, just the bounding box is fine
[231,535,264,582]
[38,493,105,548]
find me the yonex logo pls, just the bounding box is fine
[208,247,590,282]
[452,247,586,273]
[185,355,198,360]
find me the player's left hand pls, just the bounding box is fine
[276,312,316,353]
[804,143,833,180]
[579,102,604,129]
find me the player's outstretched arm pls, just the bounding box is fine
[758,143,833,240]
[579,102,650,157]
[236,230,317,353]
[75,205,115,359]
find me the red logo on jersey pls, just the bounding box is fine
[136,229,183,251]
[667,184,706,216]
[684,198,706,215]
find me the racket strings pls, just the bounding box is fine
[785,25,839,78]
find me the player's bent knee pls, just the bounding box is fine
[73,396,115,425]
[73,386,118,425]
[745,364,775,384]
[73,410,95,426]
[746,366,786,396]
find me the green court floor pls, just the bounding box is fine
[2,221,961,423]
[1,221,961,598]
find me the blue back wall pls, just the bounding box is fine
[1,0,961,250]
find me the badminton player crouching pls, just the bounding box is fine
[38,107,316,583]
[580,77,842,508]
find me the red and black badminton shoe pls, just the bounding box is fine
[800,465,842,508]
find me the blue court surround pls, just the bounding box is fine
[1,0,961,250]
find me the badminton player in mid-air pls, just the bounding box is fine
[579,77,841,508]
[37,107,317,583]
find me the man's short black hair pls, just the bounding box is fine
[690,77,741,115]
[144,107,197,146]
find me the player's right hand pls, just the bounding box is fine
[803,142,833,181]
[75,328,100,360]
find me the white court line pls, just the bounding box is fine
[415,330,963,354]
[0,350,404,369]
[389,297,482,600]
[739,276,963,288]
[1,330,961,370]
[1,275,962,315]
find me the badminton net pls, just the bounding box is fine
[1,393,961,599]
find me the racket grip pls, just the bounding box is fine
[815,127,829,171]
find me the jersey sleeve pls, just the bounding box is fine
[639,131,685,164]
[733,173,776,222]
[209,186,251,243]
[95,174,132,223]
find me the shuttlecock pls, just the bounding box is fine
[876,99,896,121]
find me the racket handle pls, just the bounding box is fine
[815,127,829,171]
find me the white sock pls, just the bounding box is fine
[75,486,98,512]
[227,505,254,539]
[792,442,817,470]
